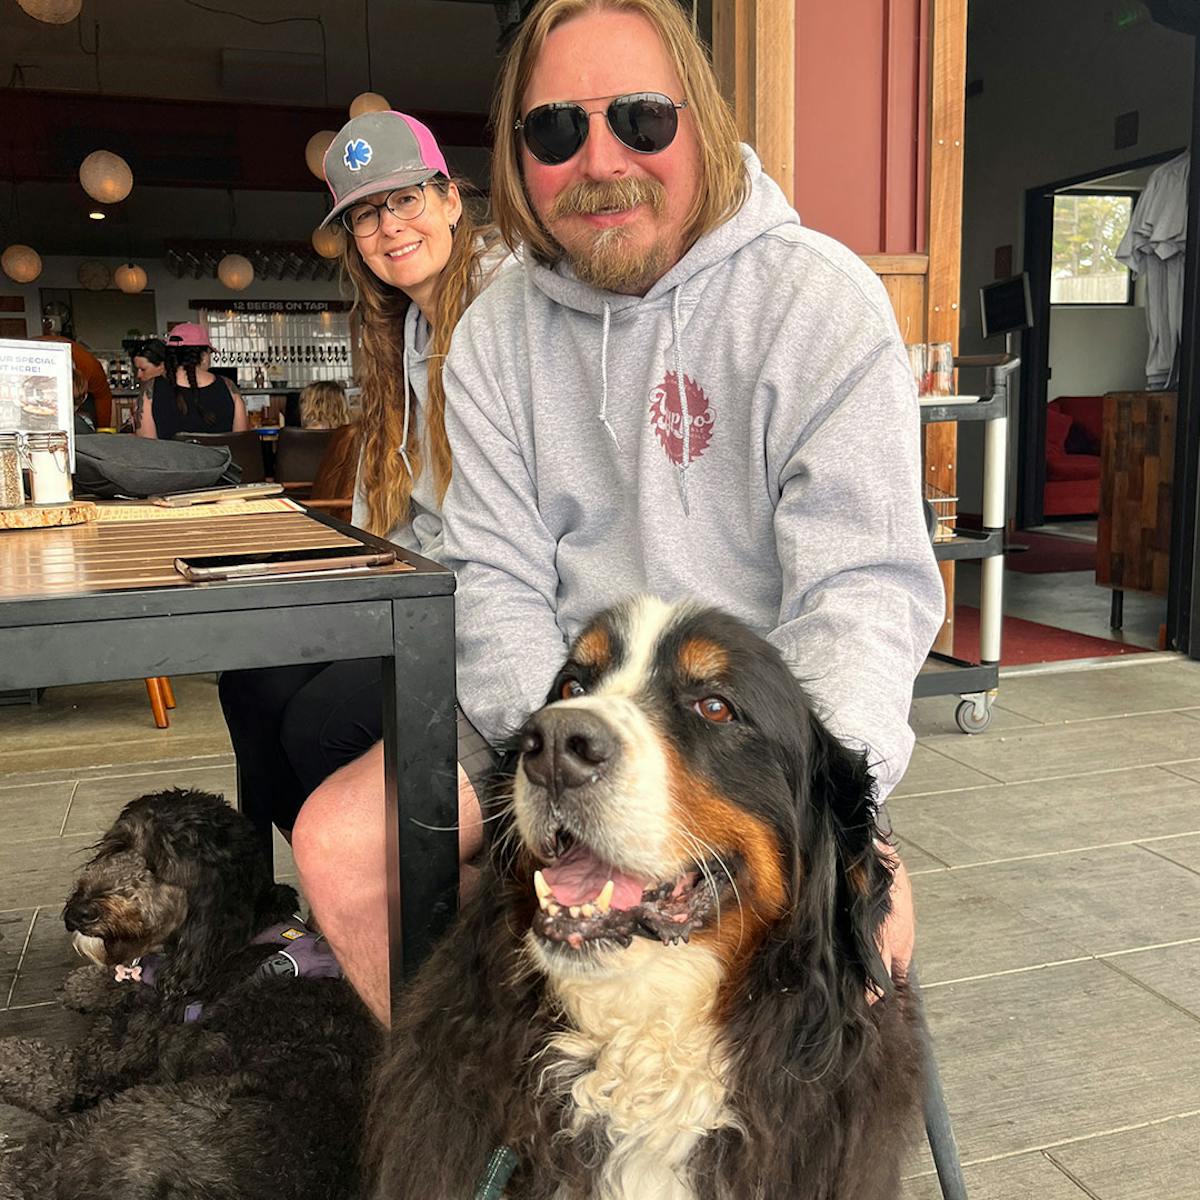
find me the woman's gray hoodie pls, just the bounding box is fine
[441,148,943,800]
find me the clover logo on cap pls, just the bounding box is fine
[344,138,373,172]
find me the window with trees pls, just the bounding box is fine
[1050,191,1136,305]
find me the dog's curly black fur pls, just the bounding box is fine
[367,601,925,1200]
[0,789,377,1200]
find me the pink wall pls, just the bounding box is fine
[794,0,929,255]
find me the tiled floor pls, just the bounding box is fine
[2,653,1199,1198]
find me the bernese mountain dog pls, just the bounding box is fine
[368,597,925,1200]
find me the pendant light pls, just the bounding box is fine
[114,263,148,294]
[311,225,344,259]
[349,92,389,119]
[306,131,336,180]
[16,0,82,23]
[217,253,254,291]
[79,150,134,205]
[1,244,42,284]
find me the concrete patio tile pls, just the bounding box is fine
[1145,832,1200,874]
[921,961,1200,1161]
[890,767,1200,867]
[0,909,34,1007]
[8,908,79,1009]
[0,780,75,844]
[958,844,1200,957]
[910,870,1081,984]
[919,712,1200,784]
[994,659,1200,725]
[892,835,949,875]
[0,835,98,911]
[0,1002,88,1045]
[1105,942,1200,1020]
[65,764,239,836]
[908,696,1040,739]
[1048,1113,1200,1200]
[0,753,235,787]
[892,745,1000,798]
[902,1151,1089,1200]
[1162,759,1200,785]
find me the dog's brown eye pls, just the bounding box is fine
[695,696,735,723]
[560,679,586,700]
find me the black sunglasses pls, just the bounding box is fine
[515,92,688,166]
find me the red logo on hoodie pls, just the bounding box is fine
[650,371,714,466]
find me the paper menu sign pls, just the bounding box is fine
[0,338,74,468]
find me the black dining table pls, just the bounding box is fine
[0,500,458,994]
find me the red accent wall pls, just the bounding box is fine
[793,0,929,255]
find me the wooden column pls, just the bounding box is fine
[924,0,968,653]
[712,0,795,205]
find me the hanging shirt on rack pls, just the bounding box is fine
[1116,152,1188,390]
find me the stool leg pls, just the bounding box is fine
[909,966,969,1199]
[145,678,170,729]
[160,677,176,709]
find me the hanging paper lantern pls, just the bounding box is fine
[114,263,148,294]
[16,0,82,23]
[77,260,111,290]
[311,225,344,259]
[305,131,336,180]
[217,253,254,291]
[349,91,389,119]
[1,244,42,284]
[79,150,134,204]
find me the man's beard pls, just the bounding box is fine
[546,177,670,295]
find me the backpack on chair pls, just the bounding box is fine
[72,434,241,499]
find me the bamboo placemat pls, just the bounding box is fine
[0,508,408,599]
[94,497,303,521]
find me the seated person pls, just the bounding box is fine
[133,323,249,440]
[290,0,943,1024]
[300,380,352,430]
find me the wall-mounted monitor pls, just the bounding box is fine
[980,272,1033,339]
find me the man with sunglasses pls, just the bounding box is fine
[438,0,943,985]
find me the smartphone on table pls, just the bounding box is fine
[174,544,396,582]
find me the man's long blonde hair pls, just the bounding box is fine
[491,0,748,265]
[343,177,493,538]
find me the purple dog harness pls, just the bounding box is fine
[113,920,342,1022]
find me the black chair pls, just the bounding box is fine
[274,427,335,493]
[173,430,267,484]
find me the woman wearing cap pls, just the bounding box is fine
[133,323,250,439]
[218,113,507,957]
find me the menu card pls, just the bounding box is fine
[0,338,74,466]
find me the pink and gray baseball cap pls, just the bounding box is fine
[165,322,211,347]
[319,111,450,229]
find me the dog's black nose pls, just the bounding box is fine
[63,899,100,932]
[521,707,617,793]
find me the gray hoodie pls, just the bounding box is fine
[441,147,943,799]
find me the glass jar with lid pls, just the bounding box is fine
[24,431,73,505]
[0,432,25,509]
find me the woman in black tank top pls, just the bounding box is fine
[133,323,249,440]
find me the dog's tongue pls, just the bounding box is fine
[541,845,648,910]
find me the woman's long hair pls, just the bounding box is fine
[164,344,218,427]
[342,175,496,538]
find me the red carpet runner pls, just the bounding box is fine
[952,605,1151,666]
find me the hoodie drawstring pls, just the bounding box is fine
[398,336,414,479]
[671,287,690,515]
[597,302,621,450]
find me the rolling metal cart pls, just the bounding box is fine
[913,353,1018,734]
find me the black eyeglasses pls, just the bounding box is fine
[515,92,688,166]
[340,183,430,237]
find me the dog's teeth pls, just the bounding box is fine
[534,870,552,909]
[581,903,595,918]
[569,905,581,919]
[594,880,614,913]
[547,903,561,916]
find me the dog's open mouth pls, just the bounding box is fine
[530,837,726,951]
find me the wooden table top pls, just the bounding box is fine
[0,506,404,601]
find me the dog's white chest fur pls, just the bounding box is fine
[539,939,738,1200]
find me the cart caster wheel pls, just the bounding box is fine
[955,699,991,734]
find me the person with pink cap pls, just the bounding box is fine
[218,112,509,980]
[133,321,250,439]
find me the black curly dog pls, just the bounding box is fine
[0,789,377,1200]
[368,599,925,1200]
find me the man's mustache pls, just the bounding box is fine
[549,177,667,221]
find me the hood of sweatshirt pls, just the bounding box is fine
[521,147,797,511]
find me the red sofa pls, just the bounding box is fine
[1044,395,1102,517]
